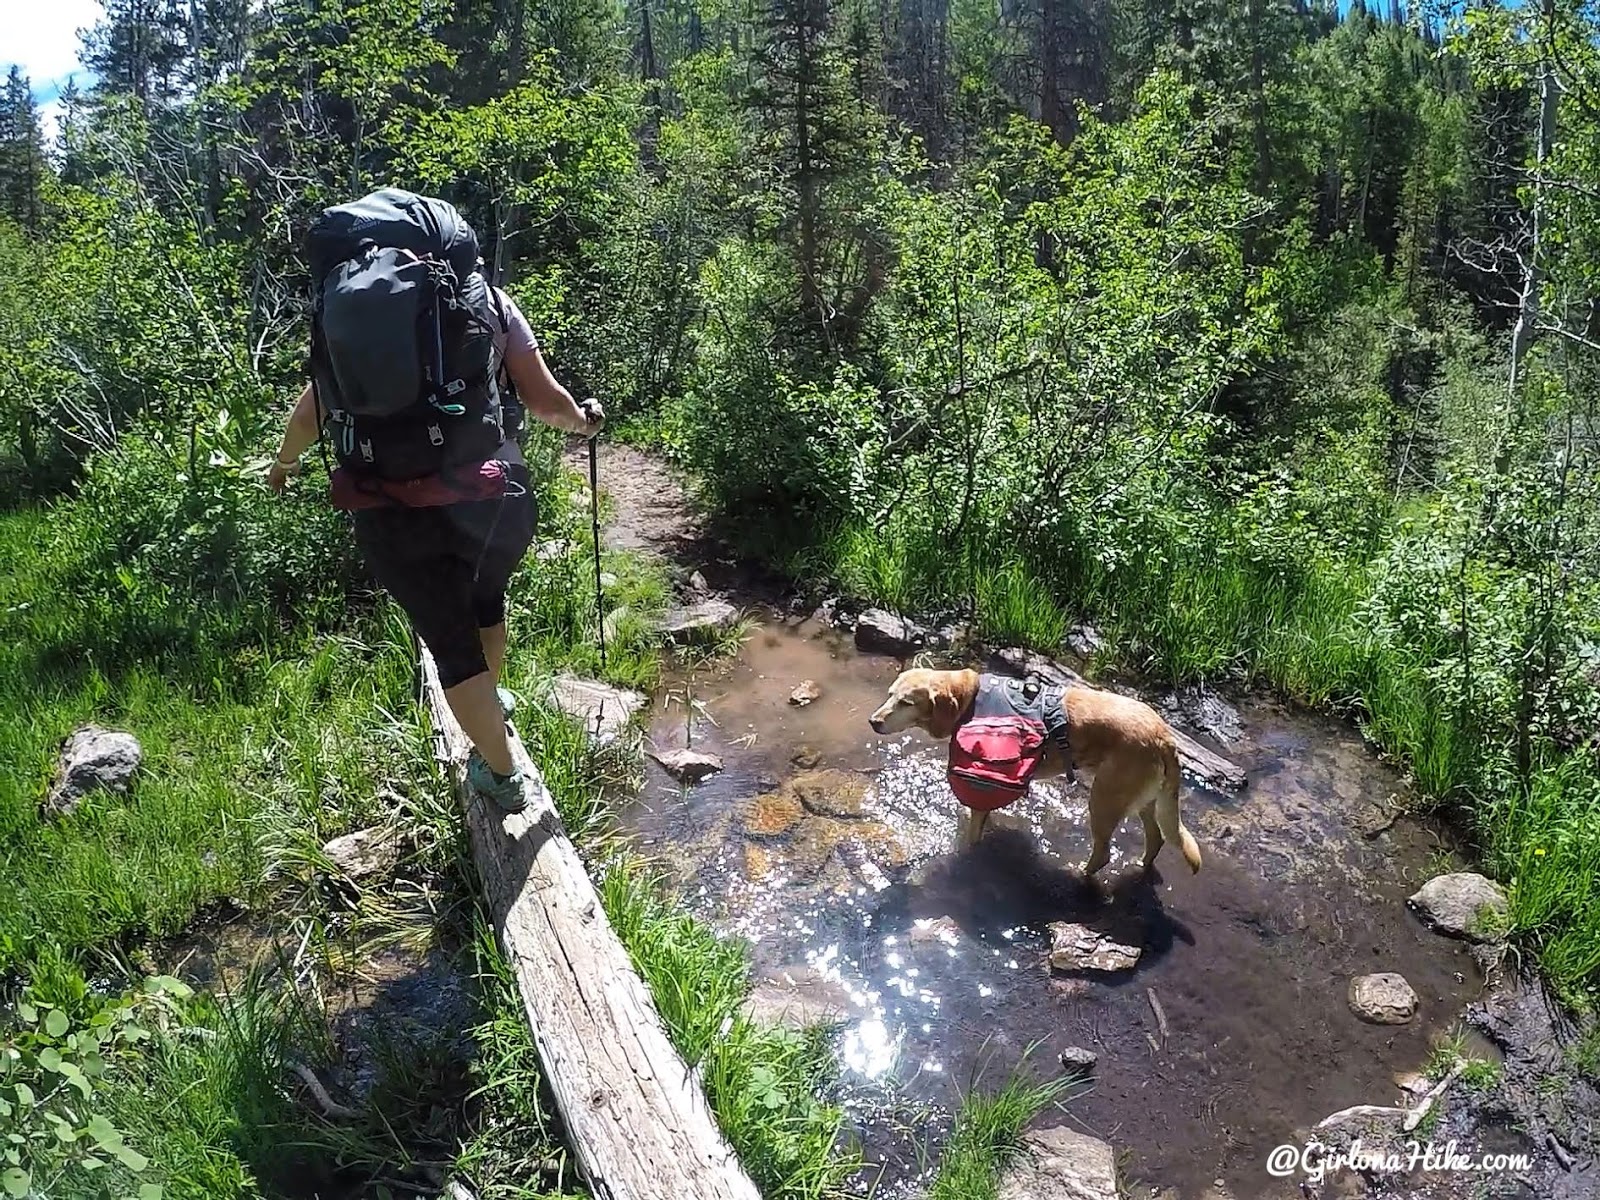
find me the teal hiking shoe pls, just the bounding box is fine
[467,750,527,813]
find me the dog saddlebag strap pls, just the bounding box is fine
[1038,679,1075,781]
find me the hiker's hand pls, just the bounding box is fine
[578,397,605,437]
[267,458,300,493]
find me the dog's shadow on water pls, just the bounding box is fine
[880,826,1195,982]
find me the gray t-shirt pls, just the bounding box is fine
[489,287,540,470]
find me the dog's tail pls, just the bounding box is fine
[1155,742,1202,874]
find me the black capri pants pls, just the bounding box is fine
[352,479,537,689]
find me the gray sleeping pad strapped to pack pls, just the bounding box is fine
[307,188,505,483]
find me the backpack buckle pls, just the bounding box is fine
[359,439,374,462]
[444,378,466,397]
[428,424,444,446]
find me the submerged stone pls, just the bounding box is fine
[1348,972,1419,1025]
[742,791,805,837]
[790,769,869,818]
[1047,922,1142,975]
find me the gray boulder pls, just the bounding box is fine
[548,675,645,748]
[1408,872,1509,943]
[997,1125,1120,1200]
[854,609,927,657]
[648,747,724,784]
[1065,624,1106,659]
[322,826,403,882]
[45,725,142,818]
[1047,922,1142,974]
[662,598,739,645]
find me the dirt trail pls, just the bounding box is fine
[565,441,708,563]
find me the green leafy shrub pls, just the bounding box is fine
[1,976,193,1200]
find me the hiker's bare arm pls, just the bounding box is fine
[506,345,601,434]
[268,384,320,492]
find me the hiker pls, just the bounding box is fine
[267,189,602,813]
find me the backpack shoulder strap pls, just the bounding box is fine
[489,285,511,333]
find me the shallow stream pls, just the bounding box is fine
[622,611,1500,1199]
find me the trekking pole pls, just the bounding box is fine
[588,431,607,673]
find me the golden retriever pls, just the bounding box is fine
[868,667,1202,877]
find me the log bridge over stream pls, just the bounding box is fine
[421,645,762,1200]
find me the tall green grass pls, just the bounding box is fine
[926,1061,1077,1200]
[0,504,421,976]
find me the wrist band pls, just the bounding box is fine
[275,457,297,468]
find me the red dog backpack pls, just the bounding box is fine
[947,675,1069,811]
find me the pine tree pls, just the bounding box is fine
[0,68,47,231]
[82,0,190,105]
[747,0,865,320]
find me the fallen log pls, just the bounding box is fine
[420,646,761,1200]
[1403,1062,1466,1134]
[991,648,1248,792]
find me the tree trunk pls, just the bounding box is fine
[1507,0,1558,413]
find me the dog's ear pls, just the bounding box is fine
[928,685,961,738]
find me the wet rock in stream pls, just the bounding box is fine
[997,1124,1120,1200]
[854,608,927,657]
[648,746,724,783]
[1348,972,1419,1025]
[789,679,822,706]
[1409,872,1510,943]
[736,771,908,886]
[742,790,806,838]
[742,966,858,1029]
[1047,921,1143,975]
[790,769,869,818]
[1059,1045,1099,1073]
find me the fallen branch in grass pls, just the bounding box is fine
[1404,1062,1467,1133]
[287,1061,360,1121]
[1310,1061,1470,1137]
[1548,1132,1575,1171]
[992,649,1247,792]
[1147,988,1170,1045]
[1314,1105,1408,1131]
